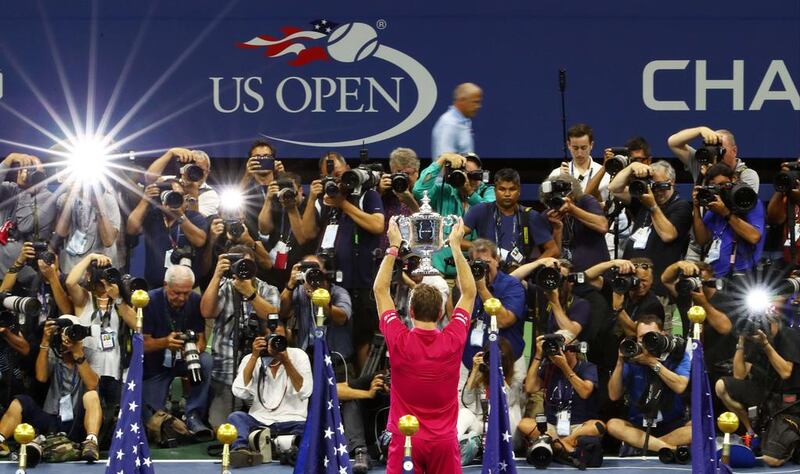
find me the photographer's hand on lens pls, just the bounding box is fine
[631,352,658,367]
[143,184,161,203]
[214,255,231,279]
[557,196,575,215]
[323,193,344,209]
[545,210,564,230]
[472,352,484,372]
[545,287,561,304]
[535,336,545,359]
[638,185,657,208]
[559,161,570,176]
[378,174,392,194]
[42,320,56,342]
[105,282,120,300]
[550,350,569,371]
[752,330,770,348]
[209,218,225,242]
[706,194,730,216]
[266,182,280,201]
[252,336,267,357]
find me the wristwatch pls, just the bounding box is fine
[74,355,87,365]
[652,362,662,374]
[175,215,186,225]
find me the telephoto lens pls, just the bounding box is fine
[619,337,642,359]
[605,155,628,175]
[532,265,562,291]
[628,179,651,199]
[64,324,92,341]
[445,165,467,188]
[268,334,288,353]
[526,413,553,468]
[161,189,184,209]
[180,330,203,385]
[181,163,204,182]
[390,173,409,193]
[0,293,41,317]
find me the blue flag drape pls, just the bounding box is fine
[481,331,518,474]
[294,327,352,474]
[691,339,731,474]
[105,333,155,474]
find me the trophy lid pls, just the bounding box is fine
[418,190,433,215]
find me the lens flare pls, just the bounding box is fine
[745,286,772,315]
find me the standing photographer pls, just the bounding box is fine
[126,178,208,288]
[65,253,136,408]
[141,266,212,436]
[301,152,384,371]
[668,126,758,190]
[226,319,311,467]
[692,164,765,277]
[607,315,691,456]
[377,148,420,252]
[0,316,102,462]
[146,147,219,216]
[715,315,800,467]
[0,153,56,274]
[200,246,279,427]
[609,161,692,297]
[519,330,603,455]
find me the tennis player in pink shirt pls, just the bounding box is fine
[373,216,476,473]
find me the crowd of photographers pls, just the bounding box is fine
[1,118,800,470]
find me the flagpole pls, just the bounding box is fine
[688,305,706,341]
[718,412,739,467]
[311,288,330,329]
[399,415,419,474]
[217,424,237,474]
[13,423,35,473]
[131,289,151,334]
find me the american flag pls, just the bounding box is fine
[482,330,517,474]
[691,340,731,474]
[105,332,155,474]
[239,20,340,67]
[293,326,352,474]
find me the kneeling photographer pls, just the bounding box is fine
[200,245,280,427]
[519,330,603,467]
[0,315,102,463]
[607,314,691,461]
[226,317,311,467]
[715,308,800,467]
[142,265,212,439]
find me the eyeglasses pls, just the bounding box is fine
[633,263,652,270]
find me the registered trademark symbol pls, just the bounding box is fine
[376,19,387,30]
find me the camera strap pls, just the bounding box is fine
[56,361,79,396]
[32,193,40,242]
[163,213,184,249]
[570,161,594,184]
[164,292,186,333]
[256,356,289,411]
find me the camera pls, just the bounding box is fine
[274,179,297,203]
[341,164,383,195]
[390,173,409,193]
[50,318,92,348]
[156,183,184,209]
[444,163,468,188]
[619,337,642,359]
[224,219,246,239]
[531,265,562,291]
[695,142,725,166]
[0,292,41,317]
[628,177,652,199]
[774,163,800,193]
[266,313,287,354]
[610,267,640,294]
[605,147,630,176]
[253,155,275,173]
[180,163,204,182]
[102,268,148,305]
[541,179,571,210]
[28,241,55,267]
[737,317,767,338]
[295,261,327,289]
[566,272,585,284]
[222,253,257,280]
[0,311,16,328]
[675,273,718,295]
[526,414,553,468]
[696,182,757,214]
[778,276,800,295]
[642,331,686,361]
[321,176,341,198]
[541,334,566,357]
[170,246,194,267]
[470,260,488,280]
[177,331,203,385]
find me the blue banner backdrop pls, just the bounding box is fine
[0,1,798,159]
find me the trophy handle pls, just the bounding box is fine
[396,216,411,242]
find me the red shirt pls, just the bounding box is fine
[379,307,471,441]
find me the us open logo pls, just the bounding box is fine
[211,20,437,147]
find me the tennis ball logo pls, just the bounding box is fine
[326,23,379,63]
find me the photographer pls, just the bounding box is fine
[412,152,494,277]
[458,337,523,463]
[65,253,137,407]
[585,136,653,201]
[126,178,208,288]
[258,170,316,289]
[54,179,121,273]
[463,239,527,375]
[610,161,692,298]
[200,245,280,427]
[301,152,384,370]
[373,216,475,473]
[146,147,219,216]
[549,124,608,199]
[0,153,56,274]
[463,168,559,268]
[519,330,603,455]
[584,258,664,336]
[226,319,311,467]
[540,174,609,271]
[692,164,765,277]
[377,147,420,252]
[607,314,691,456]
[667,126,758,190]
[0,316,102,462]
[766,159,800,266]
[142,265,212,436]
[715,316,800,467]
[1,241,73,319]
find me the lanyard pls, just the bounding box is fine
[165,215,183,248]
[32,193,40,241]
[91,295,112,329]
[570,161,593,183]
[56,362,79,395]
[494,206,521,251]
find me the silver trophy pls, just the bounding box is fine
[397,191,458,276]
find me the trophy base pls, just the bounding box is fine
[411,265,442,277]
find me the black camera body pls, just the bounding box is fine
[341,164,383,196]
[28,241,55,268]
[642,331,686,361]
[266,313,287,354]
[541,179,572,210]
[470,260,488,280]
[50,318,92,349]
[696,182,757,214]
[101,268,148,305]
[541,334,566,357]
[170,246,194,267]
[610,267,640,294]
[390,173,409,193]
[222,253,257,280]
[253,155,275,173]
[274,179,297,203]
[695,142,726,166]
[321,176,340,198]
[0,311,17,328]
[774,163,800,193]
[156,182,184,209]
